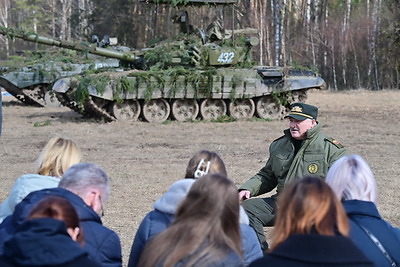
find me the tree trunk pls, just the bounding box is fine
[368,0,381,89]
[280,0,286,65]
[274,0,280,66]
[0,0,11,57]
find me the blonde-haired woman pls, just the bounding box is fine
[0,136,81,222]
[250,177,373,267]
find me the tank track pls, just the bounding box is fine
[55,91,82,114]
[83,97,116,122]
[55,88,116,121]
[0,79,45,107]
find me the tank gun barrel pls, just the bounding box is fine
[0,26,140,63]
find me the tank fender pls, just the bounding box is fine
[284,76,325,90]
[52,78,72,93]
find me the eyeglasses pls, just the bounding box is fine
[99,195,105,217]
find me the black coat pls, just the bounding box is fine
[0,218,101,267]
[0,188,122,267]
[250,233,374,267]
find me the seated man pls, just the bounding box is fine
[239,103,346,251]
[0,163,122,267]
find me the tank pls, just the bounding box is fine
[0,26,126,107]
[0,0,325,122]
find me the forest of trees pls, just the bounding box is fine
[0,0,399,90]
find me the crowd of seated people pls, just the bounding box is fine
[0,138,399,266]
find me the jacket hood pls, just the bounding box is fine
[153,179,250,225]
[12,188,102,227]
[3,218,87,266]
[343,199,382,219]
[0,174,59,223]
[154,179,195,214]
[271,233,372,264]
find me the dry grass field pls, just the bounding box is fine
[1,89,399,265]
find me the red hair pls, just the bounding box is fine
[28,196,84,245]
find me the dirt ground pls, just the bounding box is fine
[1,89,399,265]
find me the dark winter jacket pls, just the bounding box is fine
[0,218,101,267]
[0,188,122,267]
[249,233,374,267]
[128,179,262,267]
[344,200,400,266]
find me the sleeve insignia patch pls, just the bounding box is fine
[325,137,344,149]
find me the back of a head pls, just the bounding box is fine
[177,173,240,229]
[139,173,241,267]
[58,163,109,201]
[271,177,349,250]
[325,155,378,203]
[28,195,83,244]
[36,136,82,177]
[185,150,227,179]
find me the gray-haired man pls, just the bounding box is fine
[0,163,122,267]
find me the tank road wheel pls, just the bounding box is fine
[111,100,141,121]
[142,99,171,123]
[171,99,199,121]
[228,99,255,120]
[290,89,308,103]
[256,96,283,120]
[200,99,227,120]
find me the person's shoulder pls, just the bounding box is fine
[273,135,286,142]
[81,219,121,246]
[324,137,345,149]
[16,174,59,189]
[270,134,289,146]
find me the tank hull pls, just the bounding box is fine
[53,66,325,122]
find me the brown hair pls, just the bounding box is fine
[28,196,84,245]
[138,174,242,266]
[36,136,82,177]
[185,150,227,178]
[270,176,349,250]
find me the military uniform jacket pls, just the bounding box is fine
[239,123,346,197]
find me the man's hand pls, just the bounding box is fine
[238,190,250,201]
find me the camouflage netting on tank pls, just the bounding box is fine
[72,67,226,106]
[0,49,94,71]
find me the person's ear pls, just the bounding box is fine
[83,189,102,214]
[67,227,80,241]
[90,189,103,215]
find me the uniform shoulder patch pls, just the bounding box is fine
[325,137,344,149]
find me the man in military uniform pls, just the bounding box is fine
[238,102,346,251]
